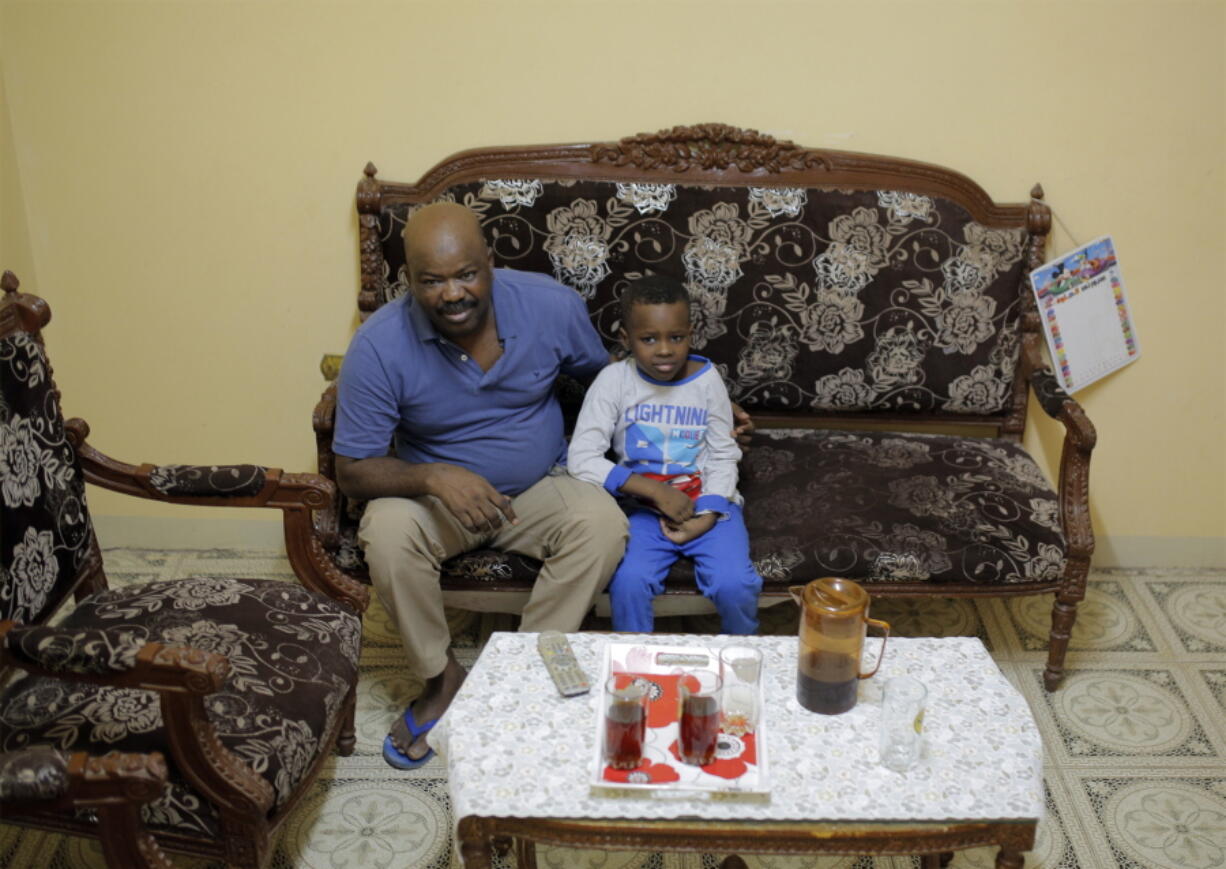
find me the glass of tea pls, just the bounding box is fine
[719,645,763,736]
[603,675,649,770]
[678,670,722,765]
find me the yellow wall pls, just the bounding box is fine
[1,10,36,294]
[2,0,1223,563]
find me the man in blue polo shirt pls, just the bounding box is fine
[334,203,629,768]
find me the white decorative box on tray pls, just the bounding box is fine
[591,641,770,798]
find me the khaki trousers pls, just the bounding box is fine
[358,469,629,679]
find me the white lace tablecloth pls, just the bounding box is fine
[428,633,1043,824]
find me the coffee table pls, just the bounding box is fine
[429,633,1042,868]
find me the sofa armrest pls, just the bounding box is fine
[1,745,167,806]
[0,744,70,802]
[64,418,368,613]
[0,746,175,869]
[1029,368,1094,441]
[311,381,342,547]
[313,380,338,480]
[0,622,276,817]
[1027,365,1097,561]
[1,622,229,693]
[67,417,325,507]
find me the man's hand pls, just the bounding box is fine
[731,402,755,451]
[660,513,717,545]
[424,463,518,533]
[650,482,695,525]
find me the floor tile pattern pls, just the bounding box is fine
[1,555,1223,868]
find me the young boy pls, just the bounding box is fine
[568,275,762,634]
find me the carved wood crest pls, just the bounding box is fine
[591,123,830,173]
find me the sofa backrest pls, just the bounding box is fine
[356,124,1050,432]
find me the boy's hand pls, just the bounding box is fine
[652,482,695,525]
[660,513,717,544]
[731,402,754,451]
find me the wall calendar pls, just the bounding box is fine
[1028,235,1140,393]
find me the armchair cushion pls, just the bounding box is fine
[0,577,361,836]
[737,430,1067,585]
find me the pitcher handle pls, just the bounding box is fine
[858,617,891,680]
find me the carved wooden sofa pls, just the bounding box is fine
[313,123,1095,691]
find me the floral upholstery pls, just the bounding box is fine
[1030,365,1073,418]
[374,180,1028,416]
[0,330,93,625]
[330,428,1065,591]
[0,577,362,837]
[737,430,1065,585]
[147,464,266,498]
[324,176,1057,594]
[3,279,368,865]
[3,625,144,675]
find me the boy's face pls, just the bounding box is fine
[620,300,692,382]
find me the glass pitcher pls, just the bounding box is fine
[789,577,890,715]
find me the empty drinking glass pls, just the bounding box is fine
[879,675,927,773]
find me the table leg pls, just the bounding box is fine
[458,839,491,869]
[455,818,492,869]
[996,847,1025,868]
[515,838,539,869]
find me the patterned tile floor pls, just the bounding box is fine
[2,552,1224,869]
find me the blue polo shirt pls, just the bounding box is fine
[333,269,608,496]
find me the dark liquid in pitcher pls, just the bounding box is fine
[796,671,858,714]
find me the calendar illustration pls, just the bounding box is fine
[1029,236,1140,393]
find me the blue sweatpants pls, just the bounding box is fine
[608,505,762,634]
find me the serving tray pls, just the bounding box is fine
[590,641,769,798]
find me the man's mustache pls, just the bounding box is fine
[438,298,477,316]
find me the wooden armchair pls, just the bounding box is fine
[0,272,369,868]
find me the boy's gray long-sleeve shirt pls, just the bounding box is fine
[567,356,742,516]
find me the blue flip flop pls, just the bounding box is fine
[382,705,440,770]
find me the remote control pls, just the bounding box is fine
[536,631,590,697]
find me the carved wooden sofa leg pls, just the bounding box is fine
[996,846,1025,868]
[336,685,357,756]
[457,817,494,869]
[1043,552,1091,691]
[97,801,176,869]
[720,856,750,869]
[513,836,539,869]
[66,751,175,869]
